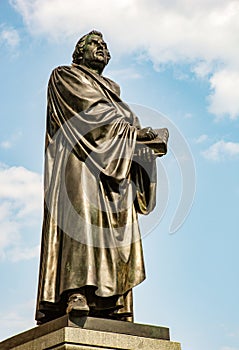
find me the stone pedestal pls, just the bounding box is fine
[0,315,182,350]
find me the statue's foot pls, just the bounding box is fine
[66,293,89,316]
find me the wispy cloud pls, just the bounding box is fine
[107,67,142,81]
[0,141,12,149]
[195,134,208,144]
[0,26,20,48]
[192,60,216,79]
[184,113,193,119]
[208,68,239,120]
[0,299,36,341]
[8,245,40,262]
[202,140,239,161]
[0,131,22,150]
[0,163,42,261]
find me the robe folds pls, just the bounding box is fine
[36,64,157,322]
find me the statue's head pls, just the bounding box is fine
[72,30,111,74]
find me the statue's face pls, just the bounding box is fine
[82,34,109,71]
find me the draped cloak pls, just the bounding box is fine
[36,64,157,322]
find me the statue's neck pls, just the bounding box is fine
[81,63,103,76]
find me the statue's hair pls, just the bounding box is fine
[72,30,111,65]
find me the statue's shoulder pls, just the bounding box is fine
[49,65,69,79]
[102,76,121,96]
[51,65,77,75]
[49,65,86,84]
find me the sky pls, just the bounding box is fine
[0,1,239,349]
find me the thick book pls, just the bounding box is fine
[137,128,169,157]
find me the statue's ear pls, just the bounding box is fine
[73,48,83,64]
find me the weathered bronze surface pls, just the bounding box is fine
[36,30,168,324]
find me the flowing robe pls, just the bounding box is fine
[36,64,157,322]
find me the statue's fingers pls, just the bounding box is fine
[147,148,153,161]
[148,131,156,139]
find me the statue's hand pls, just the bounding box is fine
[136,127,158,141]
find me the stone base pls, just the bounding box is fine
[0,315,182,350]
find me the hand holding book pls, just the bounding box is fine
[136,127,169,157]
[136,127,158,141]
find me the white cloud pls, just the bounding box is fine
[0,131,22,150]
[10,0,239,60]
[0,141,12,149]
[208,68,239,120]
[184,113,193,119]
[192,60,216,79]
[8,245,40,262]
[0,26,20,48]
[0,164,42,261]
[202,140,239,161]
[10,0,239,119]
[107,67,141,81]
[195,134,208,143]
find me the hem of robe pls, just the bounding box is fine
[36,286,134,324]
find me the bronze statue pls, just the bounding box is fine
[36,30,167,324]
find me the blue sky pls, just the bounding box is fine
[0,1,239,349]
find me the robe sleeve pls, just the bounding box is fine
[131,159,157,215]
[130,114,157,215]
[46,65,137,181]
